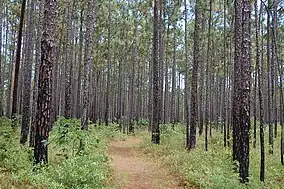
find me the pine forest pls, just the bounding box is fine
[0,0,284,188]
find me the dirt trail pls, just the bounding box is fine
[108,137,185,189]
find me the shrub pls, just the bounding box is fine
[140,124,284,189]
[0,117,114,189]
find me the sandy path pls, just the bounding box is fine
[108,137,185,189]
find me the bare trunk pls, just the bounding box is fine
[21,0,35,144]
[34,0,57,164]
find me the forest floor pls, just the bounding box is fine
[108,136,188,189]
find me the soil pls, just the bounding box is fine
[108,136,187,189]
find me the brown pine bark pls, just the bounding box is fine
[129,7,138,133]
[205,0,212,151]
[171,13,176,129]
[256,0,265,182]
[222,0,227,147]
[163,22,170,124]
[184,0,189,148]
[81,0,95,130]
[76,8,84,118]
[6,28,15,118]
[272,0,278,138]
[232,0,243,162]
[12,0,26,121]
[158,0,164,124]
[105,0,111,126]
[1,4,8,116]
[0,0,3,116]
[21,0,35,144]
[30,1,43,147]
[233,0,251,182]
[267,0,273,154]
[152,0,160,144]
[189,0,201,150]
[34,0,57,164]
[64,2,75,118]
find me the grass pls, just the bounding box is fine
[2,116,283,188]
[139,124,284,189]
[0,117,124,189]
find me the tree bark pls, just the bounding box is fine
[234,0,251,182]
[272,0,278,138]
[189,0,201,150]
[171,9,176,129]
[152,0,160,144]
[232,0,243,162]
[81,0,95,130]
[255,0,265,182]
[12,0,26,121]
[184,0,189,148]
[222,0,227,147]
[205,0,212,151]
[105,0,111,126]
[64,1,74,118]
[76,8,84,118]
[267,0,273,154]
[21,0,35,144]
[0,0,3,116]
[34,0,57,164]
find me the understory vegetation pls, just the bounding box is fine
[1,116,284,188]
[140,124,284,189]
[0,117,123,189]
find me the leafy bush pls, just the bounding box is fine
[93,122,124,140]
[140,124,284,189]
[137,118,149,126]
[0,117,33,173]
[0,117,115,189]
[49,117,90,158]
[29,152,111,189]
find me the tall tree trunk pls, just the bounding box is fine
[30,1,42,147]
[171,13,176,129]
[1,4,8,116]
[163,22,170,124]
[205,0,212,151]
[184,0,189,148]
[34,0,57,164]
[129,7,138,133]
[152,0,160,144]
[51,22,62,124]
[177,72,181,122]
[81,0,95,130]
[12,0,26,122]
[105,0,111,126]
[0,0,3,116]
[148,48,153,131]
[234,0,251,182]
[6,29,15,118]
[76,8,84,118]
[267,0,273,154]
[253,63,257,149]
[21,0,35,144]
[232,0,243,162]
[198,11,206,136]
[64,2,74,118]
[189,0,201,150]
[272,0,278,138]
[222,0,227,147]
[159,0,164,124]
[256,0,265,182]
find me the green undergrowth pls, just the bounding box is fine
[0,117,123,189]
[140,124,284,189]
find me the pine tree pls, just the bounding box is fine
[34,0,57,164]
